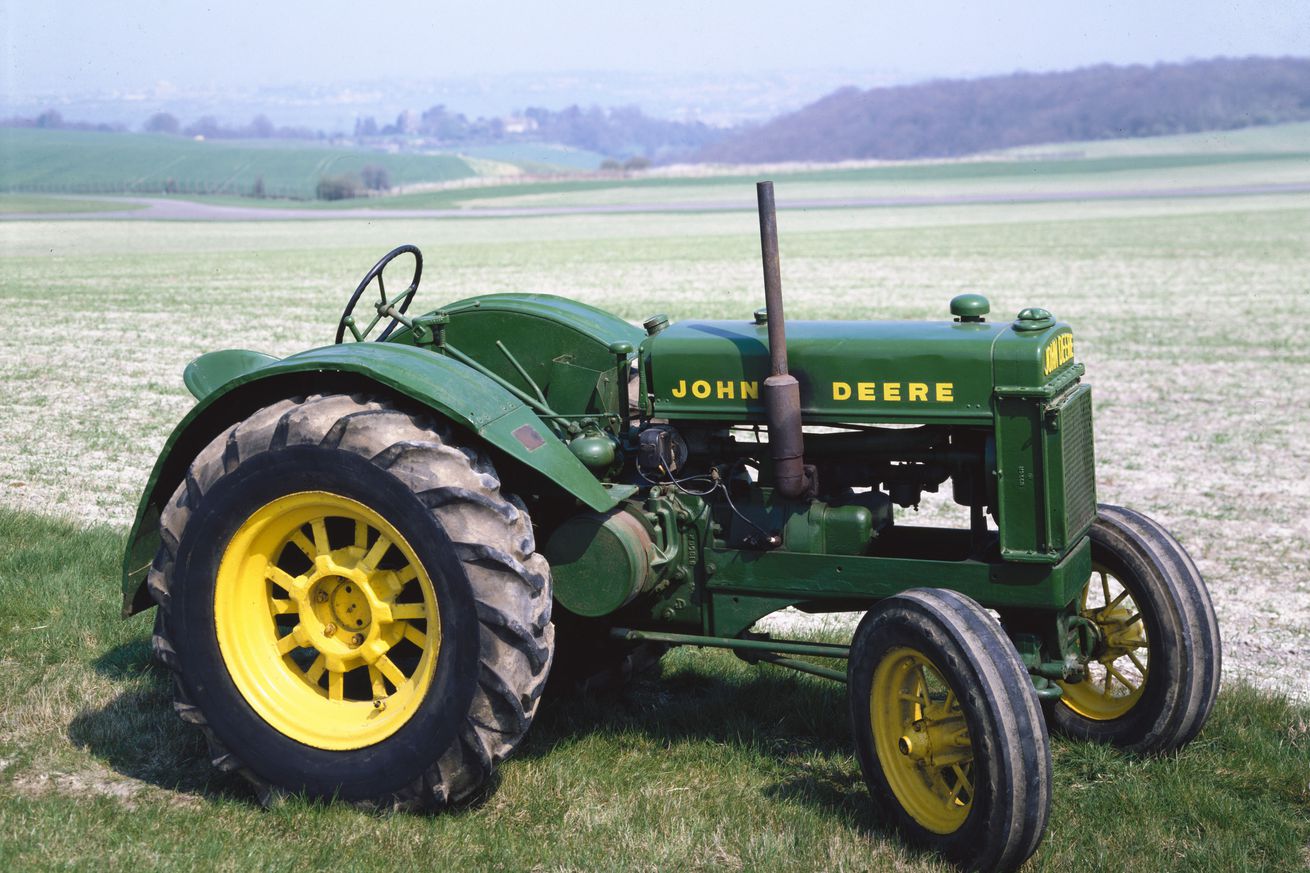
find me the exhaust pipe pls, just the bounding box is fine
[757,181,813,500]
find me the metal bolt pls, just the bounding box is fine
[372,698,386,711]
[316,590,328,603]
[351,633,365,646]
[323,622,337,637]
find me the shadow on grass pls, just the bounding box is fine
[72,627,886,836]
[526,652,889,836]
[69,643,258,804]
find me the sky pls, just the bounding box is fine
[2,0,1307,98]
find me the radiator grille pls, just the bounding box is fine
[1059,388,1097,541]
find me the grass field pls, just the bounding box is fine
[2,149,1309,869]
[0,129,501,199]
[0,194,145,215]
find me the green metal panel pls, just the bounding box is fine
[121,341,624,614]
[397,293,645,423]
[645,318,1001,424]
[991,319,1089,562]
[702,534,1092,638]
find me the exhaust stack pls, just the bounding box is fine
[757,181,813,500]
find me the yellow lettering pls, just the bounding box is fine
[833,381,852,400]
[741,381,759,400]
[716,380,734,399]
[691,380,711,399]
[909,382,928,402]
[883,382,901,401]
[857,382,877,401]
[936,383,954,402]
[671,379,687,398]
[1044,344,1057,375]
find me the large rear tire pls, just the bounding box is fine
[148,393,553,807]
[848,588,1052,873]
[1050,505,1221,753]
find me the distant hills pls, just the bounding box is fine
[694,57,1310,164]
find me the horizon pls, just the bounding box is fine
[3,0,1308,127]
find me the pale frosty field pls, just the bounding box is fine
[1,190,1307,700]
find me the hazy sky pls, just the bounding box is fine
[2,0,1307,95]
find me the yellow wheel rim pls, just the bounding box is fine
[214,491,441,750]
[870,647,974,835]
[1057,561,1149,720]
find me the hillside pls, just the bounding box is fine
[695,56,1310,164]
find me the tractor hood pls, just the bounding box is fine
[643,314,1078,425]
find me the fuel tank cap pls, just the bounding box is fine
[1014,307,1055,331]
[950,293,990,322]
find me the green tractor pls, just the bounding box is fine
[122,183,1219,871]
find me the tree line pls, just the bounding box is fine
[695,56,1310,163]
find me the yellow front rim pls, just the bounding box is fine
[1057,562,1149,720]
[214,491,441,750]
[871,648,974,835]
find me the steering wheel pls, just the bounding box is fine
[335,244,423,343]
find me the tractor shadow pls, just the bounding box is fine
[72,639,890,833]
[67,640,256,803]
[524,651,891,838]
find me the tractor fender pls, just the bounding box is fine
[121,342,626,616]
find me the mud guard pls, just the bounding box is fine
[121,342,630,616]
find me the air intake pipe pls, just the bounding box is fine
[757,181,814,500]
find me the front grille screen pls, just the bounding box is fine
[1059,388,1097,541]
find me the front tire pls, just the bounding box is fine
[848,589,1051,873]
[1050,505,1221,753]
[148,393,553,807]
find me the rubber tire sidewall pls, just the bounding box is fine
[172,444,480,801]
[849,594,1041,871]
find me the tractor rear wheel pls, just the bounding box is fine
[147,393,553,807]
[848,588,1051,873]
[1050,505,1221,753]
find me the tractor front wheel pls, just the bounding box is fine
[848,588,1052,873]
[1050,505,1221,753]
[147,393,554,807]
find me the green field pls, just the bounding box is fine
[2,151,1309,869]
[0,129,498,199]
[0,194,145,215]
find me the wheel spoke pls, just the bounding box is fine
[950,763,973,802]
[304,653,327,683]
[1100,570,1111,607]
[391,603,428,621]
[276,629,300,655]
[266,565,306,594]
[396,564,418,585]
[311,519,331,555]
[328,670,344,701]
[402,622,427,649]
[362,534,391,571]
[288,530,316,560]
[354,519,368,550]
[1106,663,1139,692]
[1128,650,1148,675]
[368,665,388,698]
[1107,588,1131,611]
[376,654,407,688]
[1125,612,1142,627]
[269,598,297,615]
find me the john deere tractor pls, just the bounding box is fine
[122,183,1220,871]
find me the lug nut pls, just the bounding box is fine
[351,633,365,646]
[372,699,386,711]
[316,590,328,603]
[323,622,337,637]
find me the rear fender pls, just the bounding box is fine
[121,342,626,616]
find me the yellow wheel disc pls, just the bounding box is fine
[1057,561,1149,721]
[870,647,974,835]
[214,491,441,750]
